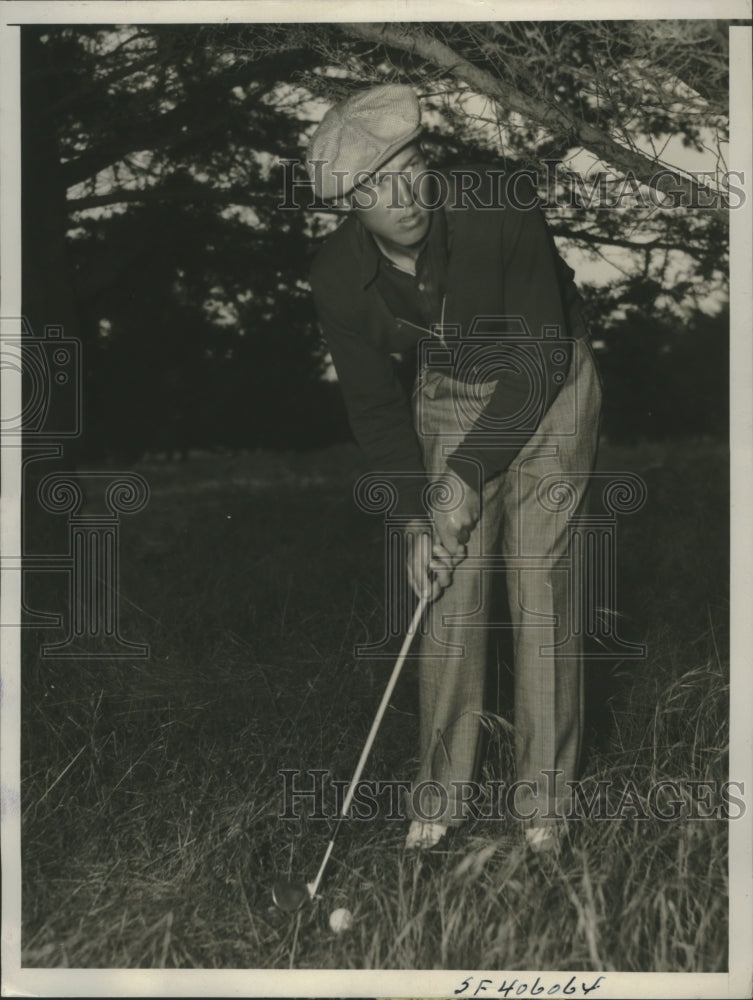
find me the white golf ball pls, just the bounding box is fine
[329,907,353,933]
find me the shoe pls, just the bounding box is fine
[404,820,448,851]
[525,824,563,856]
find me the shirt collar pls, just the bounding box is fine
[357,219,381,288]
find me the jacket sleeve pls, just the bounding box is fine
[311,266,428,519]
[445,173,578,488]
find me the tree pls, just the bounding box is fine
[597,302,728,444]
[300,20,731,326]
[338,21,729,204]
[22,24,337,459]
[21,20,732,461]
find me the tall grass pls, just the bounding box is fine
[20,439,729,970]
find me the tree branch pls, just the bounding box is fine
[68,186,277,212]
[49,49,168,117]
[341,22,725,215]
[548,225,713,263]
[69,186,716,268]
[60,47,314,188]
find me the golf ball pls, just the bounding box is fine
[329,907,353,934]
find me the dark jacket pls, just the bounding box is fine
[310,166,590,516]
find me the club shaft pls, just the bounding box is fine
[308,595,428,897]
[310,838,335,898]
[339,596,428,817]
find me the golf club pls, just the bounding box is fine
[272,593,430,911]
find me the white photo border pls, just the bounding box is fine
[2,3,751,998]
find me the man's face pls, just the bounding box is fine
[350,143,431,251]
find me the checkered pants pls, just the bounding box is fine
[411,337,603,826]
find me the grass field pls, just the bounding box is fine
[19,437,730,972]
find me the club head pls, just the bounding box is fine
[272,879,313,912]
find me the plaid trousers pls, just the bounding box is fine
[411,336,602,826]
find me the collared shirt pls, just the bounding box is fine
[310,165,590,517]
[371,208,448,332]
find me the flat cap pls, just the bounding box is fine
[307,84,422,203]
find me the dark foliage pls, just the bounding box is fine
[20,23,729,464]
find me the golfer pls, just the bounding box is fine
[305,85,602,854]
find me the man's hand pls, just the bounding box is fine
[404,522,460,602]
[432,475,481,558]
